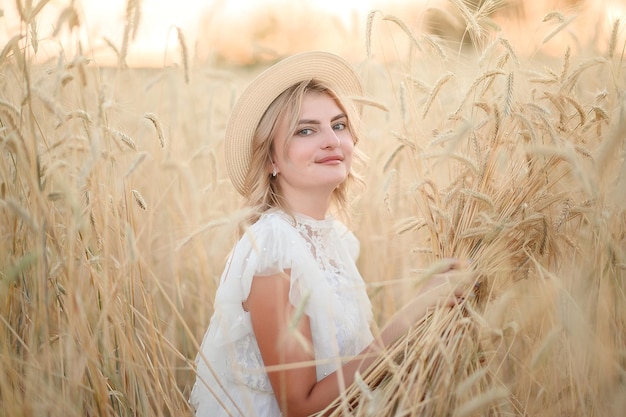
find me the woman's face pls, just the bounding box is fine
[271,91,354,195]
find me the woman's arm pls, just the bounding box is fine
[246,260,473,417]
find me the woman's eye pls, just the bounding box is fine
[333,122,347,131]
[297,128,314,136]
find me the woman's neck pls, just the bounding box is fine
[281,187,332,220]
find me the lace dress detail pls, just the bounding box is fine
[293,216,368,364]
[190,210,374,417]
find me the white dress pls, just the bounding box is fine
[190,209,374,417]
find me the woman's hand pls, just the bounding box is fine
[415,258,476,309]
[378,258,476,347]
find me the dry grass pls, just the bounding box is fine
[1,1,625,417]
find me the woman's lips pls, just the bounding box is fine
[316,155,343,164]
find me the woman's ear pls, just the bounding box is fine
[269,160,278,177]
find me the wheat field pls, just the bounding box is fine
[1,1,625,416]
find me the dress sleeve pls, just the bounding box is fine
[210,213,319,346]
[242,217,298,277]
[237,214,320,308]
[208,215,311,346]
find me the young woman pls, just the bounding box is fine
[190,51,473,417]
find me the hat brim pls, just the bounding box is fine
[224,51,364,197]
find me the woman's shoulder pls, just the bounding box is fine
[250,209,294,230]
[242,209,300,244]
[232,209,309,276]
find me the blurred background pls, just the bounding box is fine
[1,0,625,67]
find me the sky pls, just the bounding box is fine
[1,0,625,67]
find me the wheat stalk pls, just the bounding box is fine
[103,37,121,61]
[395,216,427,234]
[559,57,606,94]
[0,35,23,66]
[65,109,92,123]
[143,112,166,148]
[563,95,586,126]
[382,15,421,49]
[51,5,80,37]
[423,72,454,119]
[448,0,481,41]
[608,18,621,59]
[542,14,577,45]
[452,69,506,118]
[119,0,142,68]
[495,51,510,68]
[1,198,38,231]
[499,37,519,66]
[365,10,381,59]
[106,126,137,150]
[352,97,389,112]
[175,26,190,84]
[421,34,447,61]
[125,151,149,177]
[131,189,147,210]
[478,34,503,68]
[543,11,565,23]
[502,71,515,116]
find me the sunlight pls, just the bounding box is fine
[0,0,620,66]
[606,0,626,22]
[80,0,395,66]
[0,0,387,65]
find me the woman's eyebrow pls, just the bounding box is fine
[297,113,347,125]
[297,119,320,125]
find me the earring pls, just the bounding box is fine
[272,165,277,177]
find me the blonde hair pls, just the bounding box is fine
[243,79,365,224]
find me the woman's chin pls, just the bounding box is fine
[323,172,349,187]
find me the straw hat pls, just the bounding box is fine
[224,51,364,197]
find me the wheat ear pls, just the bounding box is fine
[423,72,454,119]
[143,112,165,148]
[176,27,190,84]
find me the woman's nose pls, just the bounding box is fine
[321,128,340,148]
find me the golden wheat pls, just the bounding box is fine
[321,5,626,415]
[422,72,455,119]
[608,18,621,59]
[176,26,190,84]
[131,189,148,211]
[542,13,578,45]
[1,2,625,417]
[143,112,166,148]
